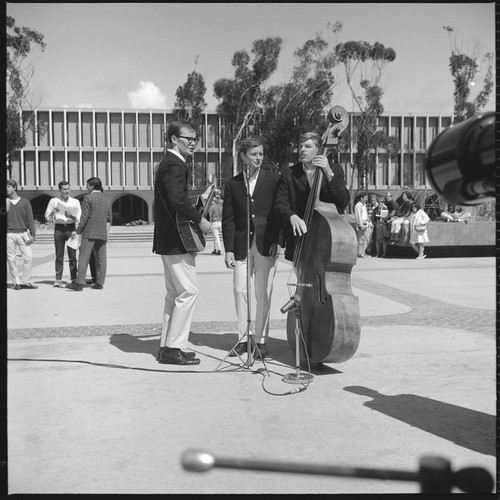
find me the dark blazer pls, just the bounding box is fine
[153,151,201,255]
[77,191,112,240]
[275,161,350,261]
[222,168,281,261]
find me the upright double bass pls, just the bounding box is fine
[285,106,360,364]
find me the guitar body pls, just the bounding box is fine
[176,214,206,253]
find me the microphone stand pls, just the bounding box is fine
[217,165,269,374]
[281,296,313,384]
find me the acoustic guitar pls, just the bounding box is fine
[176,184,216,253]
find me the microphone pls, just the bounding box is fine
[425,111,494,206]
[181,449,494,493]
[181,449,215,472]
[280,295,300,314]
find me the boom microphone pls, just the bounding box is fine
[425,111,494,206]
[280,295,300,314]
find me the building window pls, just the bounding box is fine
[81,112,94,147]
[110,113,122,148]
[95,113,108,147]
[124,113,136,148]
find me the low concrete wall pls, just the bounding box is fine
[402,221,495,247]
[347,218,495,258]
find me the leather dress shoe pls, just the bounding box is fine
[66,283,83,291]
[158,348,200,365]
[91,284,103,289]
[157,347,196,361]
[228,342,248,357]
[20,283,38,289]
[13,284,21,290]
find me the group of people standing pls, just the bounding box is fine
[6,177,112,292]
[153,122,349,366]
[354,190,430,260]
[8,118,433,368]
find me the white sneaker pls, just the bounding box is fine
[53,280,62,287]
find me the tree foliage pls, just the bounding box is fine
[6,16,46,175]
[259,22,342,169]
[173,57,207,131]
[443,26,494,123]
[335,41,399,198]
[213,37,282,175]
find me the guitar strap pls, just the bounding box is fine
[156,187,177,228]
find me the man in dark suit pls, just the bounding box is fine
[153,121,211,366]
[275,131,350,262]
[222,137,281,359]
[68,177,112,291]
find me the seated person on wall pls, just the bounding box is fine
[424,193,446,221]
[384,191,399,239]
[440,204,472,223]
[389,191,413,244]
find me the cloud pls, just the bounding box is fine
[127,81,167,108]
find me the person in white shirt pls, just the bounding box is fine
[45,180,82,287]
[354,193,372,258]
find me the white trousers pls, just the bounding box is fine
[160,253,198,350]
[7,232,33,285]
[391,217,409,233]
[211,221,222,251]
[233,239,278,344]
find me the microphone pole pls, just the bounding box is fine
[244,165,254,367]
[181,450,494,493]
[280,295,313,385]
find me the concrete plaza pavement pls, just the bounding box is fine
[6,236,496,494]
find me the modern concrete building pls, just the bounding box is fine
[9,107,454,225]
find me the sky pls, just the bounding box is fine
[6,2,496,115]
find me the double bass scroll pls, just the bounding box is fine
[286,106,360,365]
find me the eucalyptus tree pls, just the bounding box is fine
[443,25,493,123]
[260,22,342,170]
[335,41,399,196]
[6,15,46,176]
[441,26,495,221]
[213,37,282,175]
[173,57,207,131]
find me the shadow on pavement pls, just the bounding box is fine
[344,385,496,456]
[109,331,344,377]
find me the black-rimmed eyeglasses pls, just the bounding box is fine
[178,135,199,145]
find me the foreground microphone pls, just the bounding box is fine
[280,295,301,314]
[425,111,494,206]
[181,449,494,493]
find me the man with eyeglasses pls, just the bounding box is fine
[153,121,211,366]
